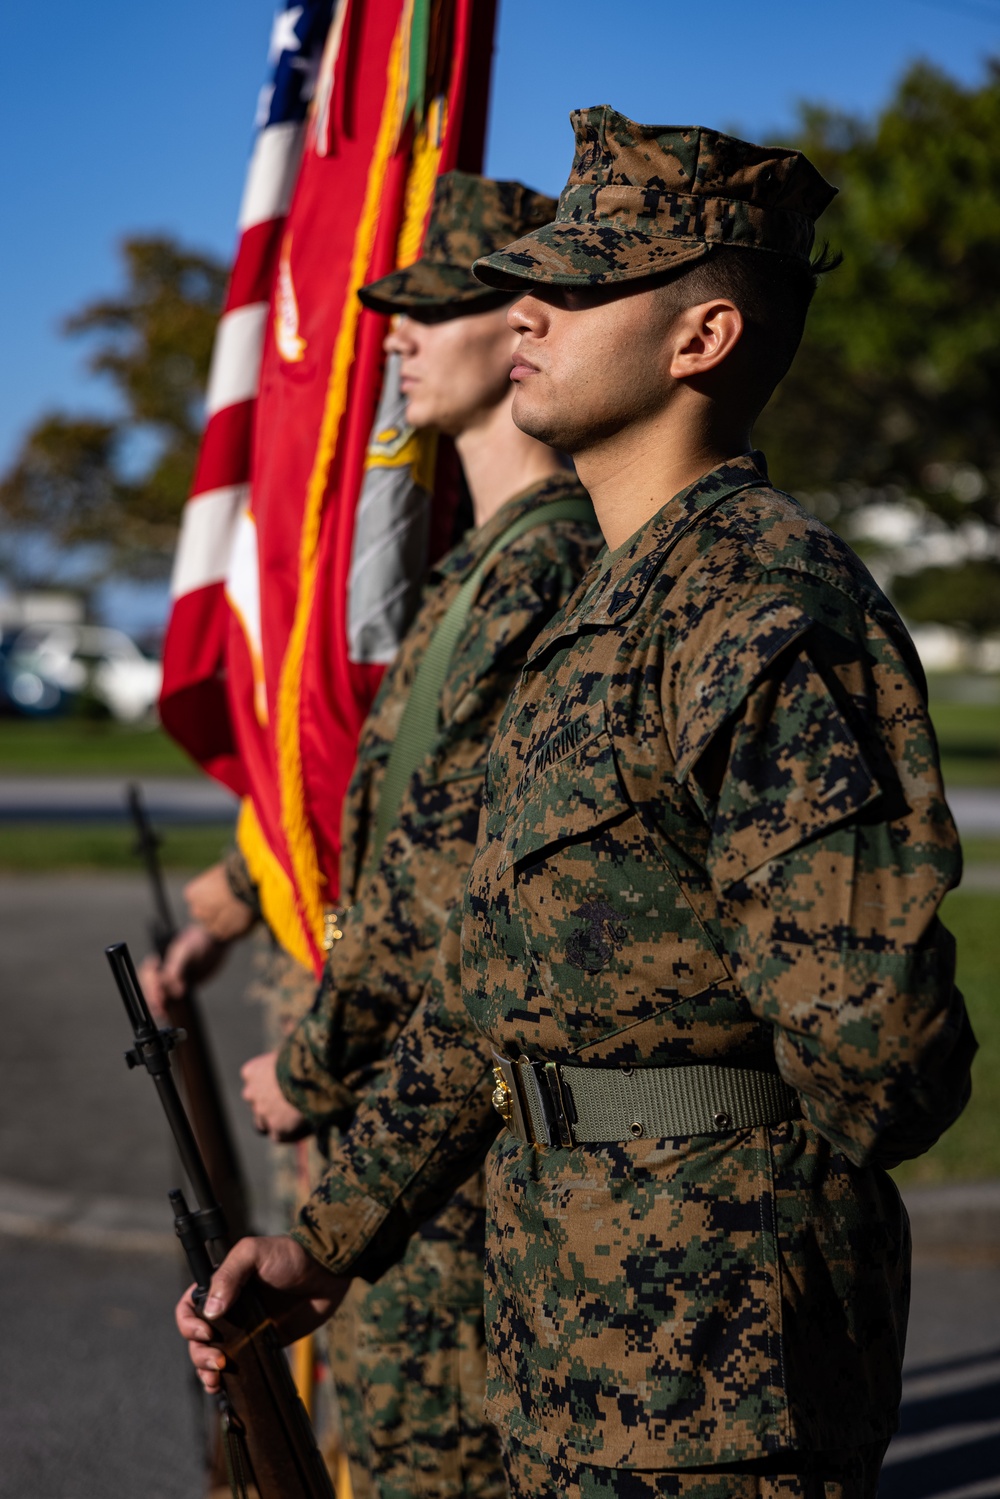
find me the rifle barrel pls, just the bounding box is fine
[126,782,176,952]
[106,942,221,1229]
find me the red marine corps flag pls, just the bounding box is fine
[161,0,498,972]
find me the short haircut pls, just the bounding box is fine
[656,243,840,417]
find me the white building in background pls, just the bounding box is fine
[837,481,1000,675]
[0,589,84,629]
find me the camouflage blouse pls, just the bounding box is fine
[294,452,974,1469]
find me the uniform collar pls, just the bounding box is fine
[435,469,586,583]
[537,450,769,642]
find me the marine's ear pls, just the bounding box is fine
[666,299,744,381]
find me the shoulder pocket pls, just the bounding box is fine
[674,601,813,782]
[705,652,881,892]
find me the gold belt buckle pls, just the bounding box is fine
[490,1050,530,1141]
[491,1064,513,1127]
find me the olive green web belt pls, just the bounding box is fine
[491,1050,800,1146]
[366,495,596,877]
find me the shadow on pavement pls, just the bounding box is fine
[880,1346,1000,1499]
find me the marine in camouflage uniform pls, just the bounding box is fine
[274,170,602,1498]
[184,112,974,1498]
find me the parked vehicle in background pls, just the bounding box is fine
[0,624,162,723]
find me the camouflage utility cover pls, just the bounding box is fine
[473,106,836,289]
[293,453,973,1472]
[359,171,556,315]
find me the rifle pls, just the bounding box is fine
[127,782,250,1241]
[107,941,337,1499]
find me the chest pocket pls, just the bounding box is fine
[498,709,728,1057]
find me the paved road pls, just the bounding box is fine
[0,874,268,1206]
[2,776,1000,836]
[0,775,237,822]
[947,788,1000,838]
[0,874,997,1497]
[0,1235,205,1499]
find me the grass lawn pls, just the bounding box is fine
[0,718,198,775]
[891,887,1000,1187]
[927,677,1000,790]
[960,838,1000,866]
[0,822,235,872]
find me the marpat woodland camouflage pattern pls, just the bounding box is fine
[279,473,600,1497]
[473,106,836,289]
[293,454,973,1483]
[358,171,556,315]
[291,109,972,1491]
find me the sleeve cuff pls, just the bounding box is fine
[291,1175,412,1283]
[223,845,262,922]
[276,1030,357,1134]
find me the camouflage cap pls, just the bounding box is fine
[473,106,837,290]
[358,171,557,315]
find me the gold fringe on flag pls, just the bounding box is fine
[274,20,409,966]
[236,798,314,971]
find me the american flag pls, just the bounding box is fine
[160,1,334,788]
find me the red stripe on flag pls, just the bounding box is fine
[225,218,287,314]
[159,586,246,795]
[190,401,255,497]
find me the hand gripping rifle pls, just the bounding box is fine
[126,782,250,1241]
[107,941,336,1499]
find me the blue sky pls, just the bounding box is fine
[2,0,998,625]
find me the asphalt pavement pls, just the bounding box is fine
[0,873,997,1498]
[0,775,237,823]
[0,872,277,1499]
[1,777,999,836]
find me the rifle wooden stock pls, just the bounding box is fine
[107,942,336,1499]
[211,1294,335,1499]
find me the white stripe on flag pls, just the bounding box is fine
[238,120,304,230]
[170,484,250,598]
[224,508,264,690]
[204,304,268,417]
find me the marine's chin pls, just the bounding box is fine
[510,390,578,454]
[403,394,439,433]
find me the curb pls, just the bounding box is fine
[0,1175,174,1254]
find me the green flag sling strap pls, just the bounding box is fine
[491,1050,800,1146]
[367,496,596,877]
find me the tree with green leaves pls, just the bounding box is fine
[0,237,226,583]
[758,58,1000,639]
